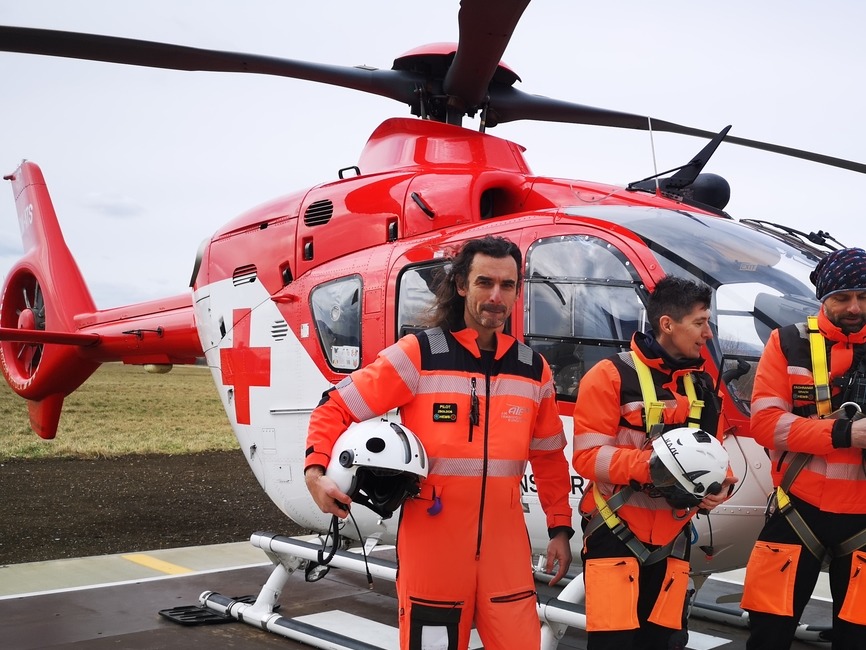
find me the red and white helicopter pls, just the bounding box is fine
[1,2,863,647]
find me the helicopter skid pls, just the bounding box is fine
[193,532,833,649]
[195,531,590,650]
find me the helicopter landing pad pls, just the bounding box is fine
[0,539,829,649]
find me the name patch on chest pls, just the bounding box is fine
[433,403,458,422]
[792,384,815,402]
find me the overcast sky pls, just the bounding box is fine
[1,1,864,308]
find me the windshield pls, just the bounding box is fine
[525,207,823,414]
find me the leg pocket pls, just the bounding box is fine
[839,550,866,625]
[740,541,801,616]
[408,600,462,650]
[647,556,690,630]
[584,556,640,632]
[480,589,539,650]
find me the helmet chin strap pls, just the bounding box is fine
[315,510,374,589]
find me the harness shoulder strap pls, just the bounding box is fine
[807,315,832,417]
[631,351,703,432]
[632,351,664,434]
[683,373,704,429]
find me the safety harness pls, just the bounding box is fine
[584,352,704,564]
[774,315,866,561]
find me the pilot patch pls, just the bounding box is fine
[792,385,815,402]
[433,403,458,422]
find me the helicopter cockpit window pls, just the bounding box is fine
[524,235,646,401]
[396,262,449,339]
[310,275,362,372]
[595,206,822,417]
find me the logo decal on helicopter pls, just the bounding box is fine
[219,308,271,425]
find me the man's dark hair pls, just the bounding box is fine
[647,275,712,335]
[427,236,522,330]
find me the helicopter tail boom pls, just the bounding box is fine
[0,161,202,439]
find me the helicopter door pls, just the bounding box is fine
[519,233,650,402]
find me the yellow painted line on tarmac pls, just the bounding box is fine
[121,553,194,575]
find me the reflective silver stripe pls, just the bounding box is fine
[620,398,676,418]
[516,341,534,365]
[491,376,540,400]
[771,411,799,449]
[617,427,647,449]
[530,430,566,451]
[788,364,811,379]
[824,458,864,481]
[382,343,419,391]
[618,351,636,369]
[541,376,556,399]
[593,446,616,484]
[429,457,527,477]
[769,450,862,482]
[622,400,643,417]
[573,431,609,451]
[336,379,377,421]
[416,374,470,396]
[427,327,449,354]
[574,427,644,452]
[751,396,791,414]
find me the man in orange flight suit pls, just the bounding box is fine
[572,275,736,650]
[304,236,574,650]
[742,247,866,649]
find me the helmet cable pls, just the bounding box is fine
[316,510,374,589]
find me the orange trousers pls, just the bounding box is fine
[396,479,540,650]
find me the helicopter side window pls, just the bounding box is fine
[310,275,362,371]
[524,235,645,401]
[396,262,449,338]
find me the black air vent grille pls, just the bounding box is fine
[271,320,289,341]
[232,264,257,286]
[304,199,334,226]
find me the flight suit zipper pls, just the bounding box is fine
[475,367,492,559]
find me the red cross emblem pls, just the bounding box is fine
[219,308,271,425]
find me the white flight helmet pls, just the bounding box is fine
[327,418,428,519]
[649,427,729,509]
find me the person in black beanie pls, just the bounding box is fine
[742,247,866,650]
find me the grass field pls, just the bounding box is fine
[0,362,238,461]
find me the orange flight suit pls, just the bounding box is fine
[306,326,572,650]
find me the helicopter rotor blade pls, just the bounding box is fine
[2,24,864,175]
[487,87,866,175]
[442,0,530,109]
[0,25,425,106]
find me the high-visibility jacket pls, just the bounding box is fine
[750,309,866,514]
[305,326,572,530]
[572,332,720,546]
[306,326,572,649]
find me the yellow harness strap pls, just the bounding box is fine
[593,482,622,528]
[807,315,832,417]
[590,483,689,564]
[631,351,703,432]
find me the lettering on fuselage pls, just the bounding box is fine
[19,203,33,232]
[521,473,585,496]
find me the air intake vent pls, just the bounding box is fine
[232,264,257,286]
[304,199,334,226]
[271,320,289,341]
